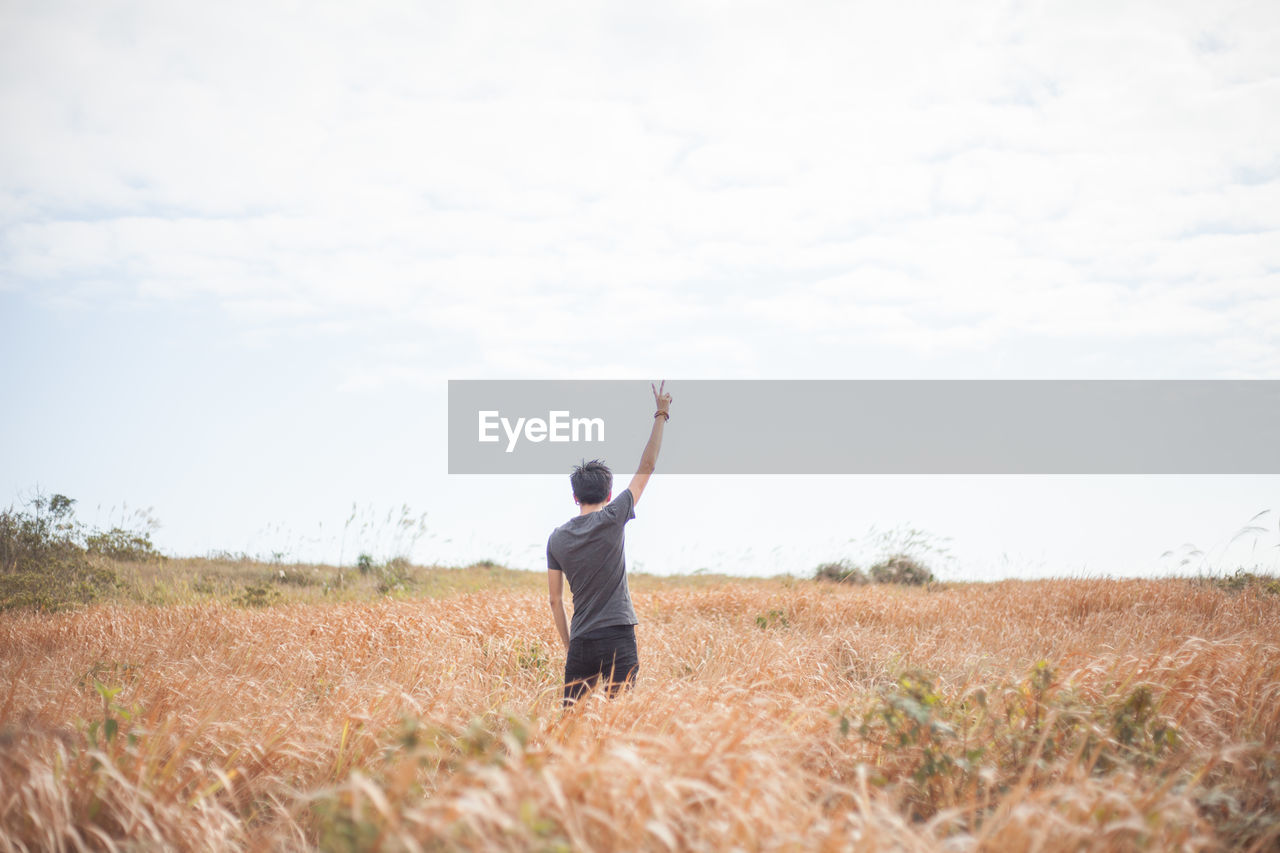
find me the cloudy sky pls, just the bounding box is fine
[3,0,1278,579]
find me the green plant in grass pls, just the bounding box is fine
[755,609,789,629]
[233,582,280,608]
[514,639,549,674]
[838,660,1182,819]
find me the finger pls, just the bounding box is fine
[659,379,665,395]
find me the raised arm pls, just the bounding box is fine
[627,381,672,507]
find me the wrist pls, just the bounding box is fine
[654,410,670,421]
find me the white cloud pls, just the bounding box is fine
[2,0,1278,378]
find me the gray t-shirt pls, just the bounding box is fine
[547,488,639,642]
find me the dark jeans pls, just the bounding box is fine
[563,623,638,707]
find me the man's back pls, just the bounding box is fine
[546,488,637,641]
[547,382,671,706]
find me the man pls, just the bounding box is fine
[547,381,672,707]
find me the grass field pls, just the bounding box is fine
[1,561,1278,851]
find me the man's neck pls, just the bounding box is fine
[577,502,606,515]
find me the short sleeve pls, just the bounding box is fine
[602,488,636,525]
[547,537,562,571]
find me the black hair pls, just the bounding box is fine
[570,459,612,504]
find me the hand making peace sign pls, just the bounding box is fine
[652,380,672,419]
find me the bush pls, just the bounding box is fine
[376,557,414,595]
[0,566,119,611]
[0,493,119,611]
[814,560,868,584]
[1209,568,1280,595]
[868,554,935,586]
[86,527,163,562]
[0,493,82,574]
[0,492,167,610]
[816,555,935,586]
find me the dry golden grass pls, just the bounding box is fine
[1,577,1278,851]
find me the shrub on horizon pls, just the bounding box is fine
[0,492,120,610]
[86,527,164,562]
[814,560,869,584]
[868,554,935,586]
